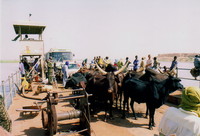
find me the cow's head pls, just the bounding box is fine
[95,61,130,76]
[166,76,184,93]
[106,72,117,93]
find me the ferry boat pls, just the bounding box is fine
[1,21,200,136]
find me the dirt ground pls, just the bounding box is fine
[7,85,177,136]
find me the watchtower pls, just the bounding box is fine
[13,21,46,80]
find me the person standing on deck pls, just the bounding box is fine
[22,57,30,73]
[169,56,178,77]
[62,61,69,87]
[194,55,200,69]
[137,57,146,73]
[47,57,54,85]
[117,59,123,69]
[103,56,111,68]
[152,57,160,71]
[19,59,25,77]
[98,56,104,68]
[146,54,153,69]
[133,55,139,71]
[125,57,129,64]
[191,55,200,80]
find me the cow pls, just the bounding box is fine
[120,70,144,111]
[86,61,130,121]
[122,72,184,130]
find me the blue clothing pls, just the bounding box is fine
[133,59,139,71]
[170,60,178,70]
[194,57,200,69]
[19,62,25,76]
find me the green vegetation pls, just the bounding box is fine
[0,60,19,63]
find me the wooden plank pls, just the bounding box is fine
[16,109,40,112]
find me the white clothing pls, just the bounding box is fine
[62,65,69,86]
[158,107,200,136]
[146,59,152,68]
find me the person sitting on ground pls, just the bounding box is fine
[158,66,169,75]
[158,86,200,136]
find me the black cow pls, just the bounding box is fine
[86,62,130,121]
[122,75,183,130]
[86,72,117,120]
[120,70,144,111]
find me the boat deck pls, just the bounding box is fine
[7,82,181,136]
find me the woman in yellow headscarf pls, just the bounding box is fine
[159,87,200,136]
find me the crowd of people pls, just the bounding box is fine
[18,54,181,87]
[87,54,178,77]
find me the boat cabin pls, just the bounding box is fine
[13,22,46,80]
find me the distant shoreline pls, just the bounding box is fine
[157,57,193,63]
[0,60,19,63]
[157,52,197,63]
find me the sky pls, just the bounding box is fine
[1,0,200,61]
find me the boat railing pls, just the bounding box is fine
[174,67,200,88]
[0,70,21,109]
[177,67,200,80]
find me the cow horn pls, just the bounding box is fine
[114,61,130,75]
[95,61,107,75]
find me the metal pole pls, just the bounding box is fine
[2,81,7,108]
[41,41,45,81]
[15,71,18,94]
[11,73,15,96]
[8,76,13,105]
[27,58,41,77]
[19,70,21,86]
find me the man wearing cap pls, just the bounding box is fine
[158,86,200,136]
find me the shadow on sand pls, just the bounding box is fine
[90,108,149,129]
[18,127,46,136]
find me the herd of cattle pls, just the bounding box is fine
[64,61,184,130]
